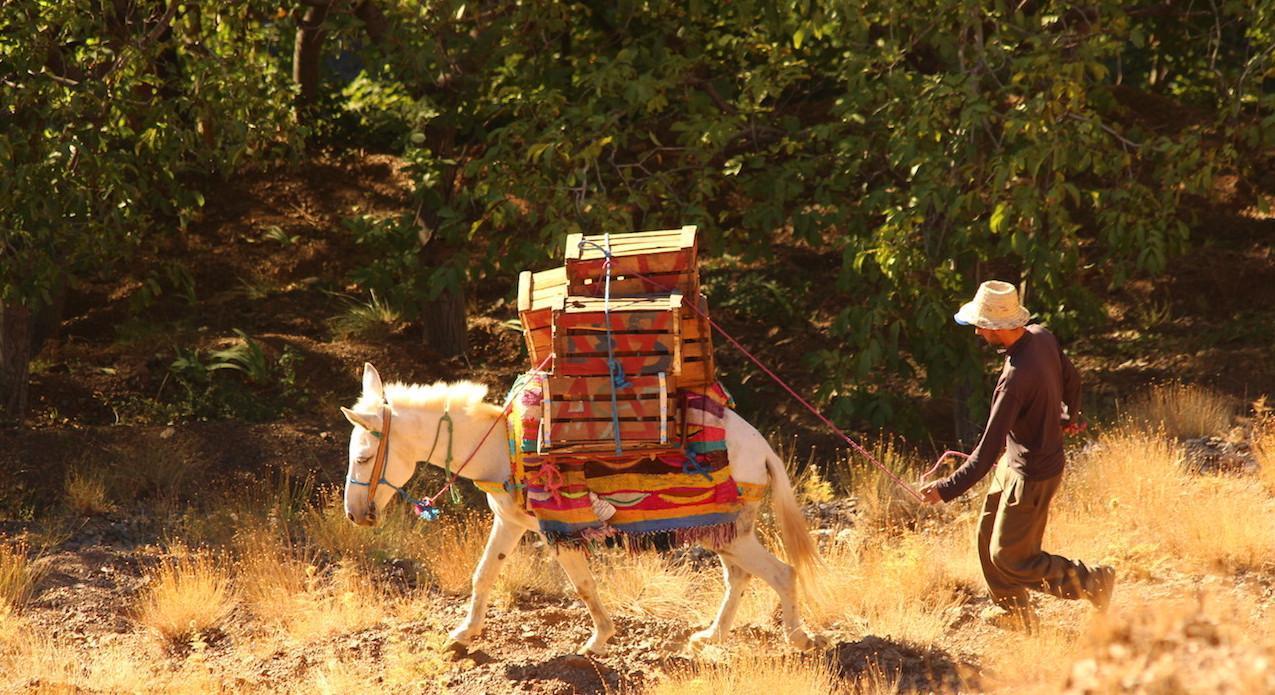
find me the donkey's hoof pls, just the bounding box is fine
[443,640,470,659]
[787,629,824,652]
[579,641,609,657]
[688,628,723,648]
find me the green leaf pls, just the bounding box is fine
[990,203,1008,234]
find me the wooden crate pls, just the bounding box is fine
[544,293,683,450]
[516,266,568,367]
[551,293,683,378]
[563,226,699,298]
[678,292,716,391]
[542,375,679,451]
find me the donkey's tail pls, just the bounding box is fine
[763,449,822,582]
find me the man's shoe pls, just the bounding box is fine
[1087,565,1116,612]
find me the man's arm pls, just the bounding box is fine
[936,385,1019,501]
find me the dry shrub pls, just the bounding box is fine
[1123,382,1234,439]
[981,624,1087,693]
[236,519,388,642]
[0,541,46,611]
[803,527,968,645]
[0,620,233,695]
[1254,410,1275,495]
[1053,429,1275,573]
[135,549,236,644]
[300,632,451,693]
[642,653,849,695]
[829,437,936,531]
[268,561,386,642]
[64,468,114,515]
[594,553,715,623]
[1060,594,1275,694]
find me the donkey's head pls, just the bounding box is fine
[340,362,412,527]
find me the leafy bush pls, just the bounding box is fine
[158,331,306,422]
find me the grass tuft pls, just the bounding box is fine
[64,468,114,515]
[1053,429,1275,573]
[1123,382,1234,439]
[135,549,235,645]
[0,542,46,612]
[642,653,849,695]
[327,292,403,340]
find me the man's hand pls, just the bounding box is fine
[1062,416,1088,437]
[918,480,944,505]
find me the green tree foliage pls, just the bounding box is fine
[0,0,299,416]
[3,0,1273,428]
[329,0,1271,425]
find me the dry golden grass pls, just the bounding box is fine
[1052,429,1275,574]
[1254,412,1275,495]
[64,468,114,515]
[135,549,236,645]
[641,653,855,695]
[15,400,1275,693]
[0,541,46,611]
[803,525,970,645]
[1123,382,1234,439]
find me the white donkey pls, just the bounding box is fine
[341,363,822,656]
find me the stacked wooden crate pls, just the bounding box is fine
[516,226,716,453]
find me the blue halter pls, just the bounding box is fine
[346,404,453,521]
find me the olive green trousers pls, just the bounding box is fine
[977,460,1100,616]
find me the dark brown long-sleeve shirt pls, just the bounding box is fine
[937,324,1081,502]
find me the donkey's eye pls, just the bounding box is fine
[355,455,372,466]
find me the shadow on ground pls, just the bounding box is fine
[831,635,981,692]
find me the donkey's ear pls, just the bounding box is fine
[341,406,378,432]
[361,362,384,399]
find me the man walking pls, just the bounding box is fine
[921,280,1114,629]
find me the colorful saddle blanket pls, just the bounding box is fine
[505,372,742,546]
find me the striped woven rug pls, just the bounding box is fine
[505,372,743,547]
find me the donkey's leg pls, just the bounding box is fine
[448,514,525,649]
[553,546,616,655]
[689,556,752,647]
[720,531,816,650]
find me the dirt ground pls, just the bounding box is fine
[3,153,1274,693]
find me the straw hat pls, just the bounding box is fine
[953,280,1031,329]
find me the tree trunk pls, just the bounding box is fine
[422,285,468,357]
[0,302,33,423]
[293,2,333,110]
[415,120,468,358]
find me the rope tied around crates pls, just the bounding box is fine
[584,233,630,455]
[569,243,930,504]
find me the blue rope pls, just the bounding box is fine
[346,476,440,521]
[681,451,713,481]
[584,233,629,455]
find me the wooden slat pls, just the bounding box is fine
[520,306,553,331]
[569,272,696,297]
[526,325,552,364]
[549,419,664,443]
[678,360,712,388]
[549,398,664,421]
[556,354,678,377]
[556,333,675,356]
[566,250,695,282]
[547,375,668,400]
[559,294,681,313]
[517,271,532,312]
[565,229,692,260]
[554,308,677,332]
[681,340,708,360]
[545,441,680,455]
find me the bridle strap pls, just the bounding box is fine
[365,405,392,503]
